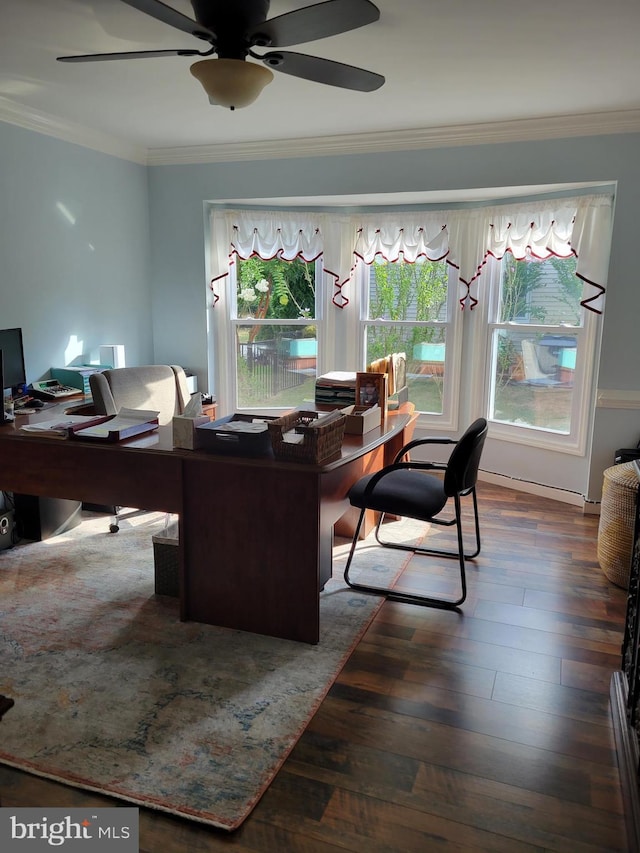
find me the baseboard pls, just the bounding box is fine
[478,470,594,512]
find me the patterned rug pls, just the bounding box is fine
[0,510,425,830]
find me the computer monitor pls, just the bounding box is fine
[0,327,27,393]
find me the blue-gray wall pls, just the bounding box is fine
[2,117,639,501]
[0,121,152,381]
[147,133,640,500]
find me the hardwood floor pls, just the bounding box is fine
[0,482,629,851]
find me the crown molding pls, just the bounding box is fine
[147,109,640,166]
[0,97,147,165]
[2,96,640,167]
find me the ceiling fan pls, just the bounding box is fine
[57,0,385,110]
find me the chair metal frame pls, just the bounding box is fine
[343,418,487,610]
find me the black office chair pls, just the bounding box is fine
[343,417,488,609]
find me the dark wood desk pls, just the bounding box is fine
[0,404,415,644]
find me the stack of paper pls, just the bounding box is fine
[314,372,356,406]
[20,415,108,438]
[74,408,159,440]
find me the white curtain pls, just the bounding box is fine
[209,208,324,302]
[453,194,613,313]
[209,193,613,314]
[351,193,613,312]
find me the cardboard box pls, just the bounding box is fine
[341,405,381,435]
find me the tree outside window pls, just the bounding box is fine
[234,257,317,408]
[366,258,452,414]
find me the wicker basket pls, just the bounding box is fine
[597,461,639,589]
[268,410,346,464]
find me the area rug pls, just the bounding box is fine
[0,510,425,831]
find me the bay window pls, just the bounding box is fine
[208,190,612,454]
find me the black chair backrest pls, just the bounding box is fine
[443,418,488,497]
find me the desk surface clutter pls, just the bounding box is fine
[1,398,416,643]
[19,408,160,442]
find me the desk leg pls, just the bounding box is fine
[181,459,322,644]
[334,506,379,540]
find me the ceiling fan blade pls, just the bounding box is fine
[120,0,215,41]
[57,49,204,63]
[248,0,380,48]
[260,51,384,92]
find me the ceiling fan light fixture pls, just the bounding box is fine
[190,58,273,110]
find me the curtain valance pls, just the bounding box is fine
[229,208,324,262]
[209,193,613,313]
[352,194,613,312]
[209,208,355,307]
[452,194,612,312]
[353,217,450,264]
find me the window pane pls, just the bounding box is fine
[236,323,317,408]
[366,258,450,415]
[366,324,446,415]
[369,258,449,321]
[499,255,581,326]
[236,257,316,320]
[490,329,576,433]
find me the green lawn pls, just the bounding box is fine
[237,369,572,433]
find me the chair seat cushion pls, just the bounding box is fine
[348,469,448,521]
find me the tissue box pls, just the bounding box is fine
[172,415,210,450]
[341,405,381,435]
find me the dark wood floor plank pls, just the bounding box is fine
[524,587,627,620]
[308,694,619,809]
[491,670,617,726]
[372,603,622,662]
[286,737,623,852]
[321,786,546,853]
[0,481,629,851]
[328,674,617,765]
[471,599,623,645]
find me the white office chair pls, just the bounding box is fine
[89,364,191,426]
[89,365,191,531]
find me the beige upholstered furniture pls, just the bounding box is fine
[89,365,191,532]
[89,365,191,426]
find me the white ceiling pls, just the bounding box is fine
[1,0,640,162]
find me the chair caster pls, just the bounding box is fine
[109,523,120,534]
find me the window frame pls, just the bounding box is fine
[471,256,600,455]
[357,257,463,431]
[228,256,323,414]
